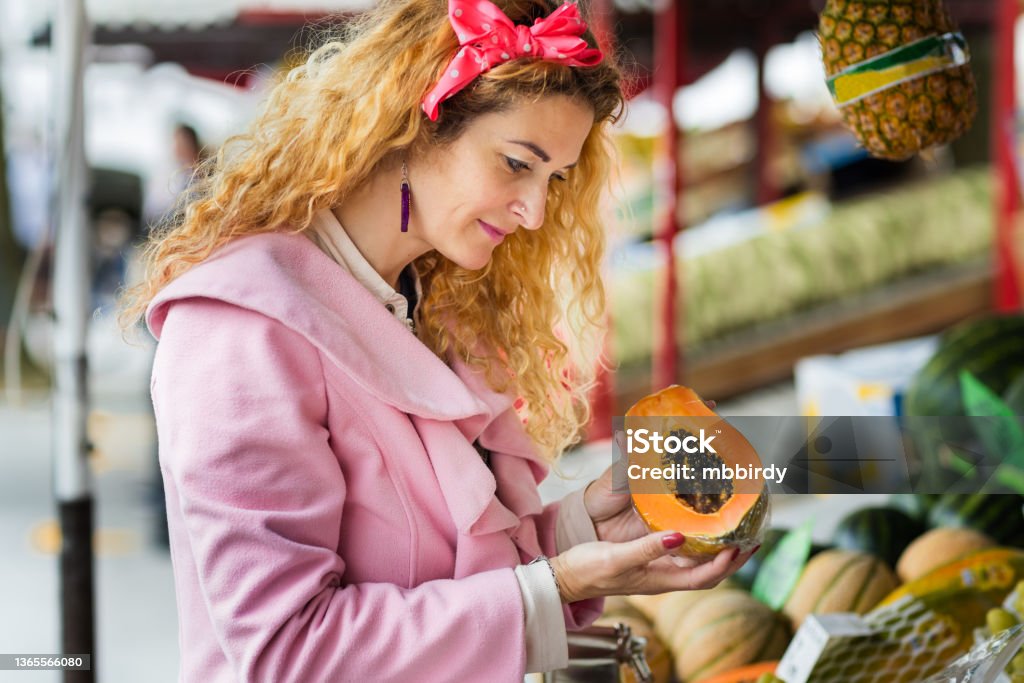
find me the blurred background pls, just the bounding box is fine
[1,0,1023,681]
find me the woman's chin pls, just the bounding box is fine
[446,245,495,272]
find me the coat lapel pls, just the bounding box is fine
[147,231,488,421]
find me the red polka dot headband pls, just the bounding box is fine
[421,0,604,121]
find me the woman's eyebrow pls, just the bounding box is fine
[508,139,578,169]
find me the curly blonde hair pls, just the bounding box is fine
[118,0,624,461]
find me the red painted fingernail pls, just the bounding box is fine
[661,533,685,549]
[752,544,762,554]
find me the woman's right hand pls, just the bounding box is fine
[548,531,756,603]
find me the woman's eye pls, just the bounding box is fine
[504,156,529,173]
[505,155,566,182]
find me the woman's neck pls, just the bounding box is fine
[330,164,432,289]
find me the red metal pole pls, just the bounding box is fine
[653,0,683,389]
[993,0,1022,310]
[755,26,779,206]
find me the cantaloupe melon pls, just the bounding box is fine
[661,588,790,682]
[896,527,994,582]
[783,549,898,628]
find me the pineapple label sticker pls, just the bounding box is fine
[624,428,789,486]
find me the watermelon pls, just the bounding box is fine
[904,315,1024,417]
[889,493,940,522]
[834,507,925,569]
[1005,373,1024,415]
[903,316,1024,488]
[927,493,1024,547]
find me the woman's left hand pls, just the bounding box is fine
[583,461,649,544]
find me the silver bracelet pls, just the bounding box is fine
[528,554,562,599]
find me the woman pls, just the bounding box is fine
[119,0,755,680]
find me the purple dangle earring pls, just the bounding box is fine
[400,160,411,233]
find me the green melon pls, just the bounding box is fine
[904,315,1024,417]
[927,493,1024,547]
[1005,373,1024,415]
[904,316,1024,487]
[889,493,941,521]
[834,506,925,569]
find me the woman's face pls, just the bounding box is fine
[412,94,595,271]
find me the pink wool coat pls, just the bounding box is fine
[146,231,603,683]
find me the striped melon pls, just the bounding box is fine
[928,493,1024,547]
[904,315,1024,417]
[833,506,925,569]
[783,549,898,628]
[904,316,1024,484]
[896,526,995,582]
[1006,373,1024,414]
[652,586,728,646]
[661,588,790,682]
[889,493,941,521]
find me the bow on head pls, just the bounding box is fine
[422,0,604,121]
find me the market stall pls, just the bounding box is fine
[594,0,1023,417]
[572,0,1024,679]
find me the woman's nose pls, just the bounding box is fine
[513,186,547,231]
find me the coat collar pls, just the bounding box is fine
[146,231,552,540]
[146,231,498,422]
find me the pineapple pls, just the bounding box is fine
[819,0,977,160]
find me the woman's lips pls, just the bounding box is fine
[479,220,506,243]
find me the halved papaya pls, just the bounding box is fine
[625,385,770,561]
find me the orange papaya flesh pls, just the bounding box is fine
[626,385,769,560]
